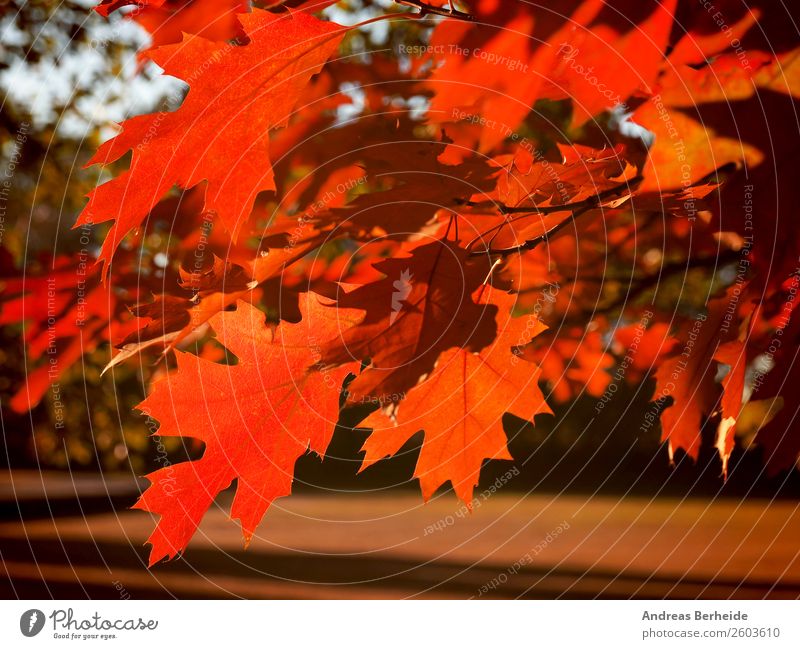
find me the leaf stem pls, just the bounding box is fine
[466,176,643,257]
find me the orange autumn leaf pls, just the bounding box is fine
[321,239,497,404]
[360,289,551,503]
[653,289,745,464]
[613,321,677,382]
[95,0,247,48]
[524,327,614,403]
[550,0,677,126]
[77,9,345,273]
[134,295,362,564]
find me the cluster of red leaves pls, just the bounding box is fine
[5,0,799,564]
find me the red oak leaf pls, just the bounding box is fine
[77,9,345,274]
[321,239,497,404]
[715,338,747,477]
[95,0,247,48]
[359,289,551,503]
[134,294,361,564]
[653,289,745,465]
[524,327,614,403]
[549,0,677,126]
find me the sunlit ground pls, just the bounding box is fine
[2,470,799,599]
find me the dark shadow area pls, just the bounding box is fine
[291,380,800,500]
[2,536,798,600]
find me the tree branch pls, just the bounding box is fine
[261,0,475,21]
[395,0,475,21]
[466,176,643,257]
[464,175,643,215]
[596,250,742,311]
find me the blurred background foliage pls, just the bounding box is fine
[0,0,182,472]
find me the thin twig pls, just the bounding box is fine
[466,176,643,257]
[458,176,641,215]
[262,0,474,21]
[492,175,643,215]
[395,0,475,21]
[597,250,742,311]
[481,205,595,257]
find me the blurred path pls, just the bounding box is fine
[2,472,800,599]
